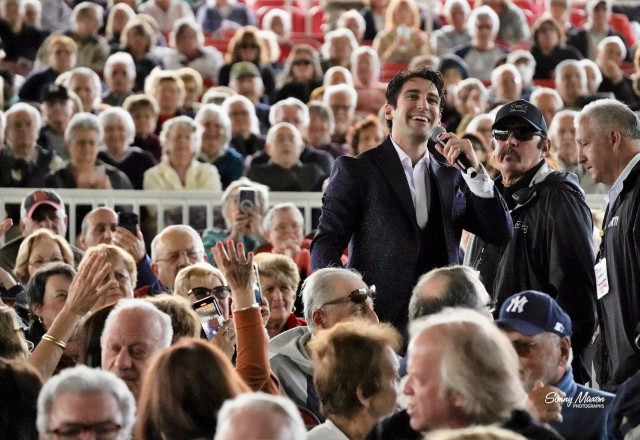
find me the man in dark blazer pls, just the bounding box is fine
[310,67,513,332]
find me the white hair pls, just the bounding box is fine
[323,65,354,88]
[490,64,522,88]
[301,267,363,331]
[195,103,232,147]
[159,115,203,156]
[597,35,627,60]
[150,224,204,262]
[170,17,204,49]
[530,87,564,110]
[469,5,500,39]
[465,113,494,133]
[6,102,42,134]
[98,107,136,146]
[71,1,103,32]
[337,9,366,40]
[443,0,471,19]
[323,83,358,111]
[555,59,587,88]
[104,52,136,82]
[262,8,291,33]
[321,28,359,60]
[351,46,381,82]
[579,58,603,90]
[65,67,102,109]
[266,121,304,148]
[222,94,261,135]
[102,299,173,349]
[269,97,310,127]
[36,365,136,437]
[65,112,104,143]
[214,392,306,440]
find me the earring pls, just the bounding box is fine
[292,305,296,313]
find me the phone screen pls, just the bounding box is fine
[238,188,257,214]
[252,262,262,305]
[192,296,223,340]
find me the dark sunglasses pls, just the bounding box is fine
[293,59,312,66]
[188,286,231,301]
[511,340,538,357]
[492,129,544,142]
[320,285,376,308]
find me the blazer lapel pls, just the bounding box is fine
[371,137,417,224]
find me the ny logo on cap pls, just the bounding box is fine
[554,322,565,333]
[505,295,528,313]
[510,103,527,113]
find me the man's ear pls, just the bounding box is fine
[558,336,572,367]
[150,262,160,277]
[77,234,87,251]
[311,309,327,330]
[541,138,551,157]
[610,130,622,151]
[19,219,27,235]
[356,384,371,409]
[263,229,271,244]
[384,103,393,123]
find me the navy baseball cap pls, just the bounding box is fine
[496,290,572,338]
[492,99,548,137]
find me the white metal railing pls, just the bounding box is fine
[0,188,324,246]
[0,188,609,246]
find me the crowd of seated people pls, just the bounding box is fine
[3,0,640,438]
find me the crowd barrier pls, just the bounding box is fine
[0,188,324,246]
[0,188,608,247]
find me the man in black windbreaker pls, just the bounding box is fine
[465,100,597,383]
[576,98,640,391]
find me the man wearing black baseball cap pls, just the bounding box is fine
[497,290,614,440]
[465,99,597,383]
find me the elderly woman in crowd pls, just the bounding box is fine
[164,18,225,87]
[143,115,222,191]
[66,1,110,72]
[258,202,311,281]
[19,35,78,103]
[306,101,350,159]
[348,114,387,156]
[135,338,250,439]
[202,177,269,262]
[274,45,324,104]
[105,2,135,53]
[194,104,243,189]
[373,0,427,64]
[454,5,508,82]
[218,26,276,100]
[97,107,156,189]
[351,46,386,117]
[253,253,305,339]
[307,320,401,439]
[223,94,265,157]
[337,10,367,43]
[247,122,325,192]
[123,93,162,161]
[60,67,103,114]
[431,0,472,56]
[196,0,256,36]
[46,113,133,189]
[101,52,136,107]
[321,28,359,72]
[145,70,188,134]
[178,67,204,118]
[474,0,530,46]
[531,16,582,79]
[596,36,636,104]
[80,243,136,313]
[25,251,114,379]
[120,17,159,93]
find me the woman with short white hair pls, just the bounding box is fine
[144,115,222,191]
[97,107,157,189]
[194,104,243,188]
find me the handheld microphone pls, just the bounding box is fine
[429,126,477,178]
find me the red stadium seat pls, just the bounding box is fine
[381,63,409,82]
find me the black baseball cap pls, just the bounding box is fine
[492,99,548,137]
[41,84,70,103]
[20,189,64,219]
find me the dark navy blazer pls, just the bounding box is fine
[310,137,513,328]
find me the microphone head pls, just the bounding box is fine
[429,126,447,143]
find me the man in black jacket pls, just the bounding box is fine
[576,98,640,391]
[465,99,597,383]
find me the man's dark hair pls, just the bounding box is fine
[385,66,446,130]
[408,266,485,322]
